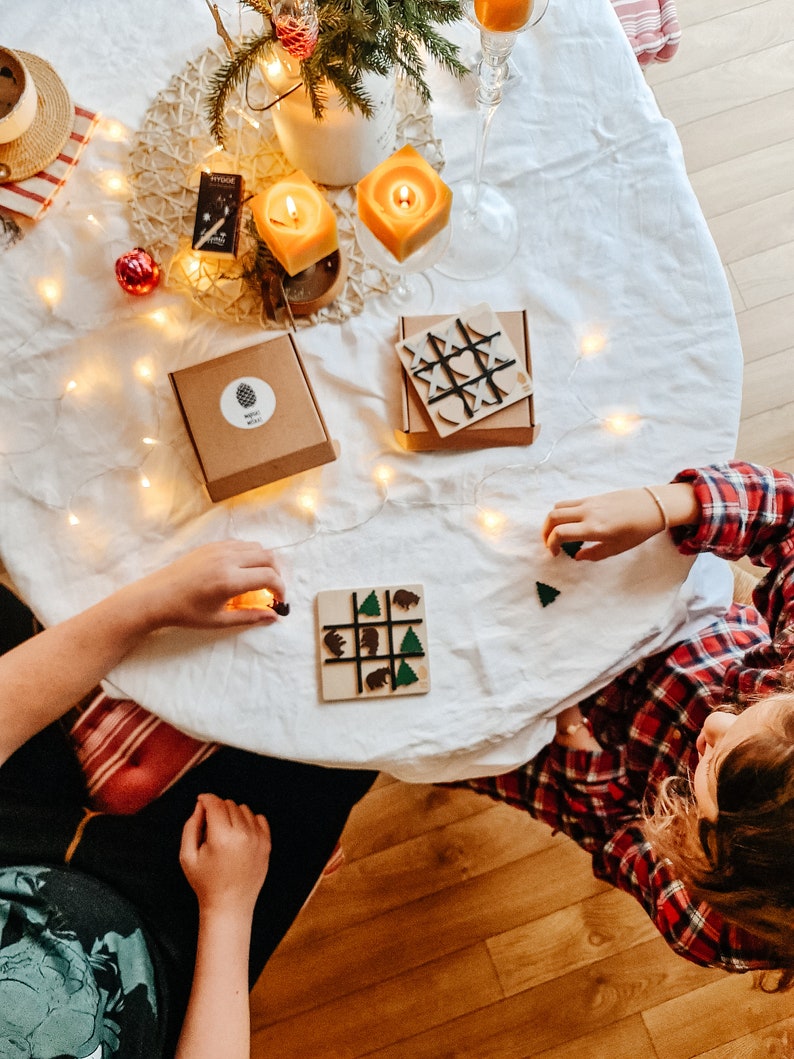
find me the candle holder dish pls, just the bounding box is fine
[437,0,549,281]
[354,217,452,314]
[284,249,348,315]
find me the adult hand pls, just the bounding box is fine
[123,540,287,630]
[542,483,699,562]
[180,793,272,920]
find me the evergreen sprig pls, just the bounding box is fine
[206,0,466,139]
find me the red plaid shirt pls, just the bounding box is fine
[461,462,794,974]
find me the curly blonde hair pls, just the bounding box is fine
[644,694,794,991]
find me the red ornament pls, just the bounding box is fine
[115,247,161,296]
[273,0,319,60]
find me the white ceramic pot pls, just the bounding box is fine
[264,49,397,187]
[0,48,38,144]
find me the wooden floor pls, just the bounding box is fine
[251,2,794,1055]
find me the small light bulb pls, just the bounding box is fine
[68,513,80,526]
[479,509,506,533]
[184,253,201,278]
[141,436,157,446]
[374,464,393,486]
[603,413,640,435]
[65,379,78,392]
[102,119,128,141]
[148,309,168,326]
[581,332,606,357]
[137,363,153,380]
[36,278,61,307]
[297,492,316,513]
[101,171,126,194]
[140,474,151,488]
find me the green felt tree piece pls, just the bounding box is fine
[561,540,584,558]
[536,581,560,607]
[395,659,419,687]
[399,627,423,654]
[358,590,381,617]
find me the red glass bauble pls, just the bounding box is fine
[115,247,161,296]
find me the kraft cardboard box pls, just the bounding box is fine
[170,334,337,502]
[394,309,539,452]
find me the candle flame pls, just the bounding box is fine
[286,195,299,225]
[398,185,412,209]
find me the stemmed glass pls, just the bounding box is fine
[354,217,452,314]
[437,0,549,280]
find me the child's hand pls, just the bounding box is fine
[542,487,670,561]
[179,793,271,919]
[122,540,287,631]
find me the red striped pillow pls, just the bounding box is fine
[68,692,217,815]
[611,0,681,65]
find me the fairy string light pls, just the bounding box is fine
[0,303,646,549]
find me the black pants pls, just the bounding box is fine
[0,584,376,1051]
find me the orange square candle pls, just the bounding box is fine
[250,170,338,276]
[356,145,452,263]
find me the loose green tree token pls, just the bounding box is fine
[561,540,584,558]
[536,581,560,607]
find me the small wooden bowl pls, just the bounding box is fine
[283,248,348,316]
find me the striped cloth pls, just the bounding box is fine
[68,691,217,815]
[67,691,346,878]
[611,0,681,65]
[0,105,99,220]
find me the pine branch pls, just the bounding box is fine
[205,31,276,145]
[204,0,467,124]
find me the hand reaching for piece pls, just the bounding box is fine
[542,483,699,562]
[121,540,287,630]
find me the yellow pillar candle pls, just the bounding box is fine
[356,145,452,263]
[250,170,339,276]
[474,0,534,32]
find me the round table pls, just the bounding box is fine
[0,0,741,781]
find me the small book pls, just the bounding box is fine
[191,171,244,256]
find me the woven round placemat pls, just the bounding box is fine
[128,46,446,328]
[0,52,72,184]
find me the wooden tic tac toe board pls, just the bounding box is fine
[395,303,534,437]
[317,584,430,701]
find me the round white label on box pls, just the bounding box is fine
[220,376,276,430]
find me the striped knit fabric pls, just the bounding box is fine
[611,0,681,65]
[0,105,99,220]
[68,691,217,815]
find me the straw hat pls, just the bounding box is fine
[0,51,72,184]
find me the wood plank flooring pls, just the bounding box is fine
[251,2,794,1054]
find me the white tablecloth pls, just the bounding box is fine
[0,0,740,781]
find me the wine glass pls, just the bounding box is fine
[354,217,452,314]
[437,0,549,281]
